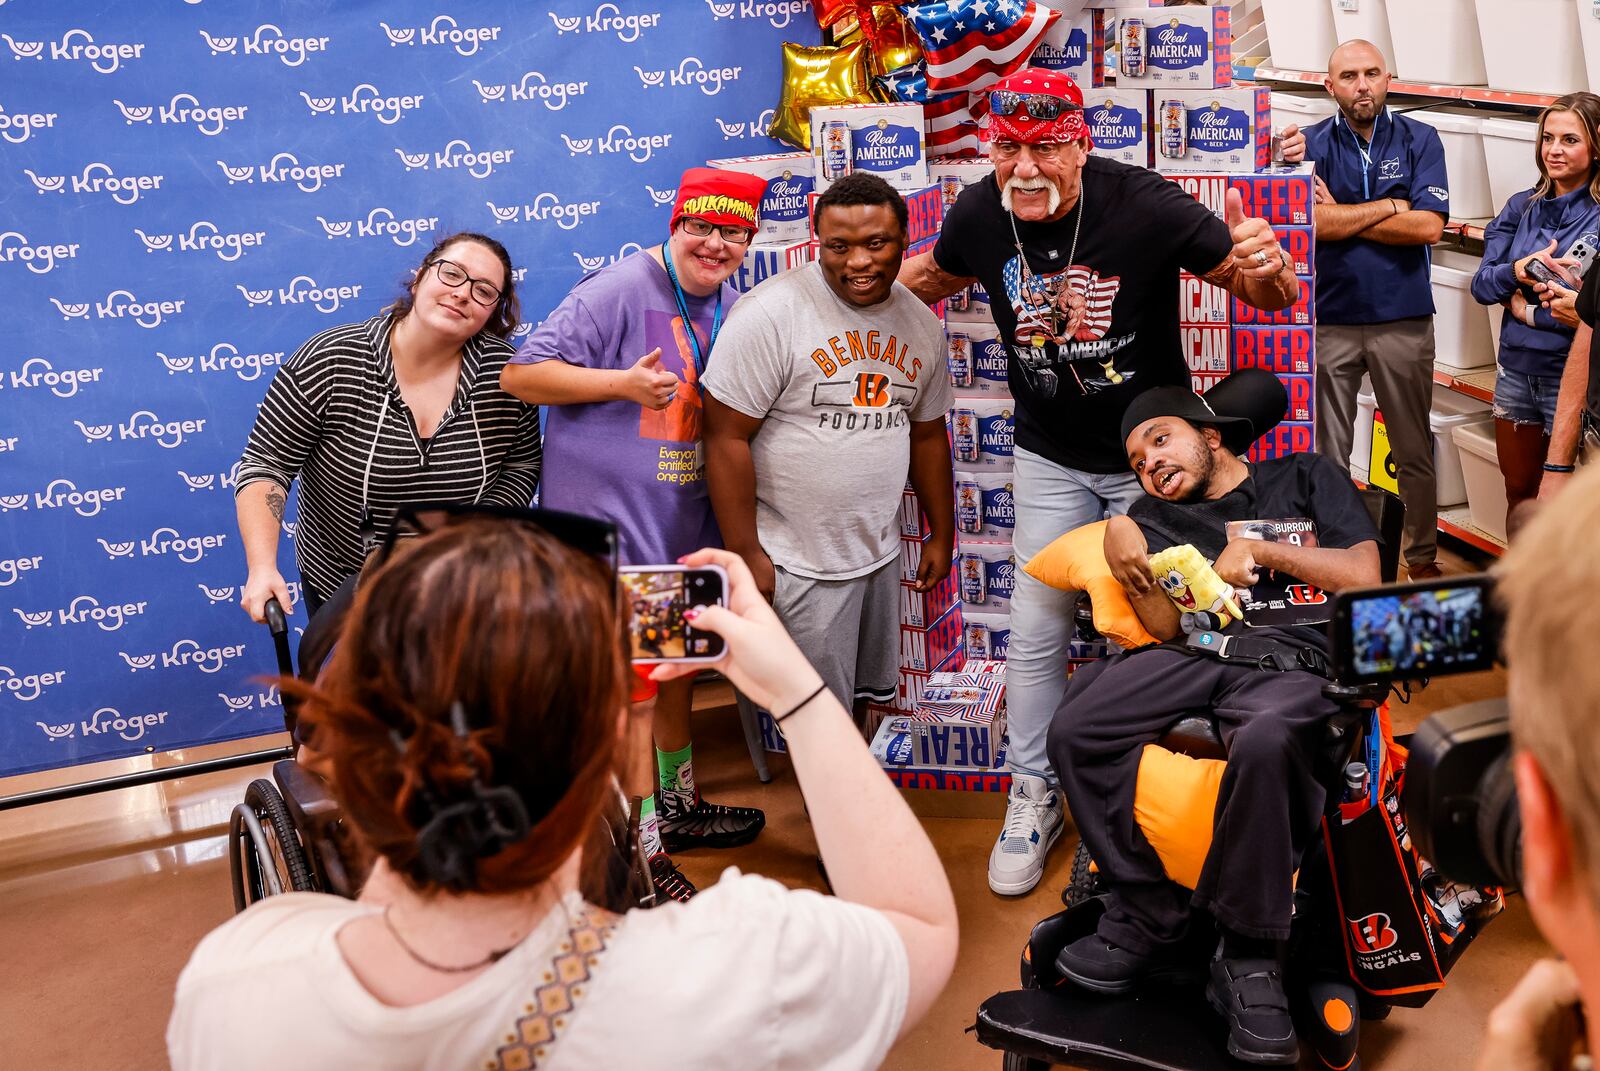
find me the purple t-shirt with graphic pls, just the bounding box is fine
[513,251,731,564]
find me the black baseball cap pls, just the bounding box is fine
[1120,368,1288,455]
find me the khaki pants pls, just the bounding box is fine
[1316,318,1438,567]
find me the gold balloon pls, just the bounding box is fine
[767,40,875,150]
[865,6,922,76]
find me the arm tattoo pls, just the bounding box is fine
[266,489,286,521]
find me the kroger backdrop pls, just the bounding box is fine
[0,0,819,779]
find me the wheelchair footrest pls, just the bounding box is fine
[974,986,1242,1071]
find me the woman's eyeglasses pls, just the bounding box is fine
[428,259,503,307]
[680,217,755,245]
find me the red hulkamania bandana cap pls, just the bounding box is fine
[985,66,1093,148]
[670,167,768,234]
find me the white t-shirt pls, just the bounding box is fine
[167,868,909,1071]
[701,263,952,580]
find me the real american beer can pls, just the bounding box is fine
[820,120,853,181]
[959,552,987,604]
[965,623,990,661]
[1159,100,1188,160]
[952,408,980,463]
[956,480,982,535]
[1120,19,1146,78]
[948,333,974,389]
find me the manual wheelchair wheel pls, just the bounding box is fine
[229,778,316,912]
[1002,1052,1052,1071]
[1061,840,1101,909]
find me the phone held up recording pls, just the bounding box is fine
[620,565,728,664]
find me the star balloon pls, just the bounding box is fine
[767,40,876,150]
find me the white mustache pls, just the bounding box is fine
[1001,177,1061,215]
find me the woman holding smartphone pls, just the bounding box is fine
[169,518,959,1071]
[501,167,770,900]
[1471,93,1600,529]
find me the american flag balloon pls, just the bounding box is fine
[878,59,989,158]
[901,0,1062,95]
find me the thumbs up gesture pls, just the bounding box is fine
[625,348,681,410]
[1226,188,1286,279]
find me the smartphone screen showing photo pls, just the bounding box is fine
[1336,578,1497,682]
[620,566,727,663]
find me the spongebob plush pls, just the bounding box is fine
[1148,544,1243,634]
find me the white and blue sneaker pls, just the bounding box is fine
[988,771,1064,895]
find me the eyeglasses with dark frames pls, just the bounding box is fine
[679,217,756,245]
[427,259,504,307]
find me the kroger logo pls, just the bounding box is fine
[315,208,438,247]
[13,595,148,632]
[0,103,60,145]
[98,527,226,564]
[572,241,644,272]
[135,221,266,262]
[634,57,743,96]
[197,583,237,604]
[300,83,425,126]
[548,4,662,42]
[701,0,808,29]
[198,26,330,66]
[123,639,246,675]
[0,479,127,517]
[52,290,184,329]
[645,184,677,206]
[237,275,364,314]
[395,139,515,179]
[380,15,503,56]
[216,152,346,193]
[473,72,590,111]
[113,93,248,136]
[1189,106,1249,153]
[1090,103,1143,150]
[177,461,243,493]
[219,687,284,713]
[76,410,208,449]
[1,29,145,74]
[0,554,43,587]
[3,357,103,398]
[486,194,602,231]
[560,124,673,164]
[26,162,165,205]
[0,231,80,274]
[82,707,171,742]
[160,342,284,382]
[714,109,776,140]
[0,664,65,702]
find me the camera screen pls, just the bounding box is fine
[1346,582,1494,680]
[620,569,723,662]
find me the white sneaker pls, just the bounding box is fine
[988,772,1064,895]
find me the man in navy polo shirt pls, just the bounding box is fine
[1283,39,1449,579]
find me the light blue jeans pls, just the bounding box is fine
[1007,445,1144,783]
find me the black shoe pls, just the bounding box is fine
[1054,933,1187,995]
[1206,955,1299,1066]
[659,791,765,852]
[647,853,697,904]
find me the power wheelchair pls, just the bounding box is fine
[974,488,1498,1071]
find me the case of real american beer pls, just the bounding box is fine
[1114,5,1233,90]
[809,102,929,195]
[705,152,814,244]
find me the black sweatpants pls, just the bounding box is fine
[1047,647,1336,954]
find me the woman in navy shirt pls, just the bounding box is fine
[1472,93,1600,528]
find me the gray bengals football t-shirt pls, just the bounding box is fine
[702,262,951,580]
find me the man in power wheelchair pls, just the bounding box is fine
[978,368,1424,1071]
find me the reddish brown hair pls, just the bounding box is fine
[287,516,629,894]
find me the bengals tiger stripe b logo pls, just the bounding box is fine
[852,372,891,408]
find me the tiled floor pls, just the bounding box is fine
[0,550,1538,1071]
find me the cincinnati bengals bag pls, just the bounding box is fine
[1320,709,1447,1007]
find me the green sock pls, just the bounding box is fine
[639,794,664,859]
[656,742,696,811]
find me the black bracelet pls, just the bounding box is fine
[1544,462,1577,473]
[775,683,828,724]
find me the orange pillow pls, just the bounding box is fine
[1022,520,1160,650]
[1134,744,1225,890]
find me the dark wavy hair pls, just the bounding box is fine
[285,516,630,895]
[385,231,522,340]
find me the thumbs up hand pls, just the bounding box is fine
[624,348,681,410]
[1226,188,1286,279]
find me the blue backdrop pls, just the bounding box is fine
[0,0,819,778]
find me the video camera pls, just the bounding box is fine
[1328,574,1521,890]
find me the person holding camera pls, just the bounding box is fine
[167,516,958,1070]
[1474,464,1600,1070]
[1471,93,1600,531]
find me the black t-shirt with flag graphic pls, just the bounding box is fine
[934,156,1233,473]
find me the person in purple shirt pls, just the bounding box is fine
[502,167,769,901]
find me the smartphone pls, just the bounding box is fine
[1328,575,1500,685]
[1525,256,1564,288]
[619,565,728,663]
[1565,235,1597,281]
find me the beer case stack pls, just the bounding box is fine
[871,660,1012,792]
